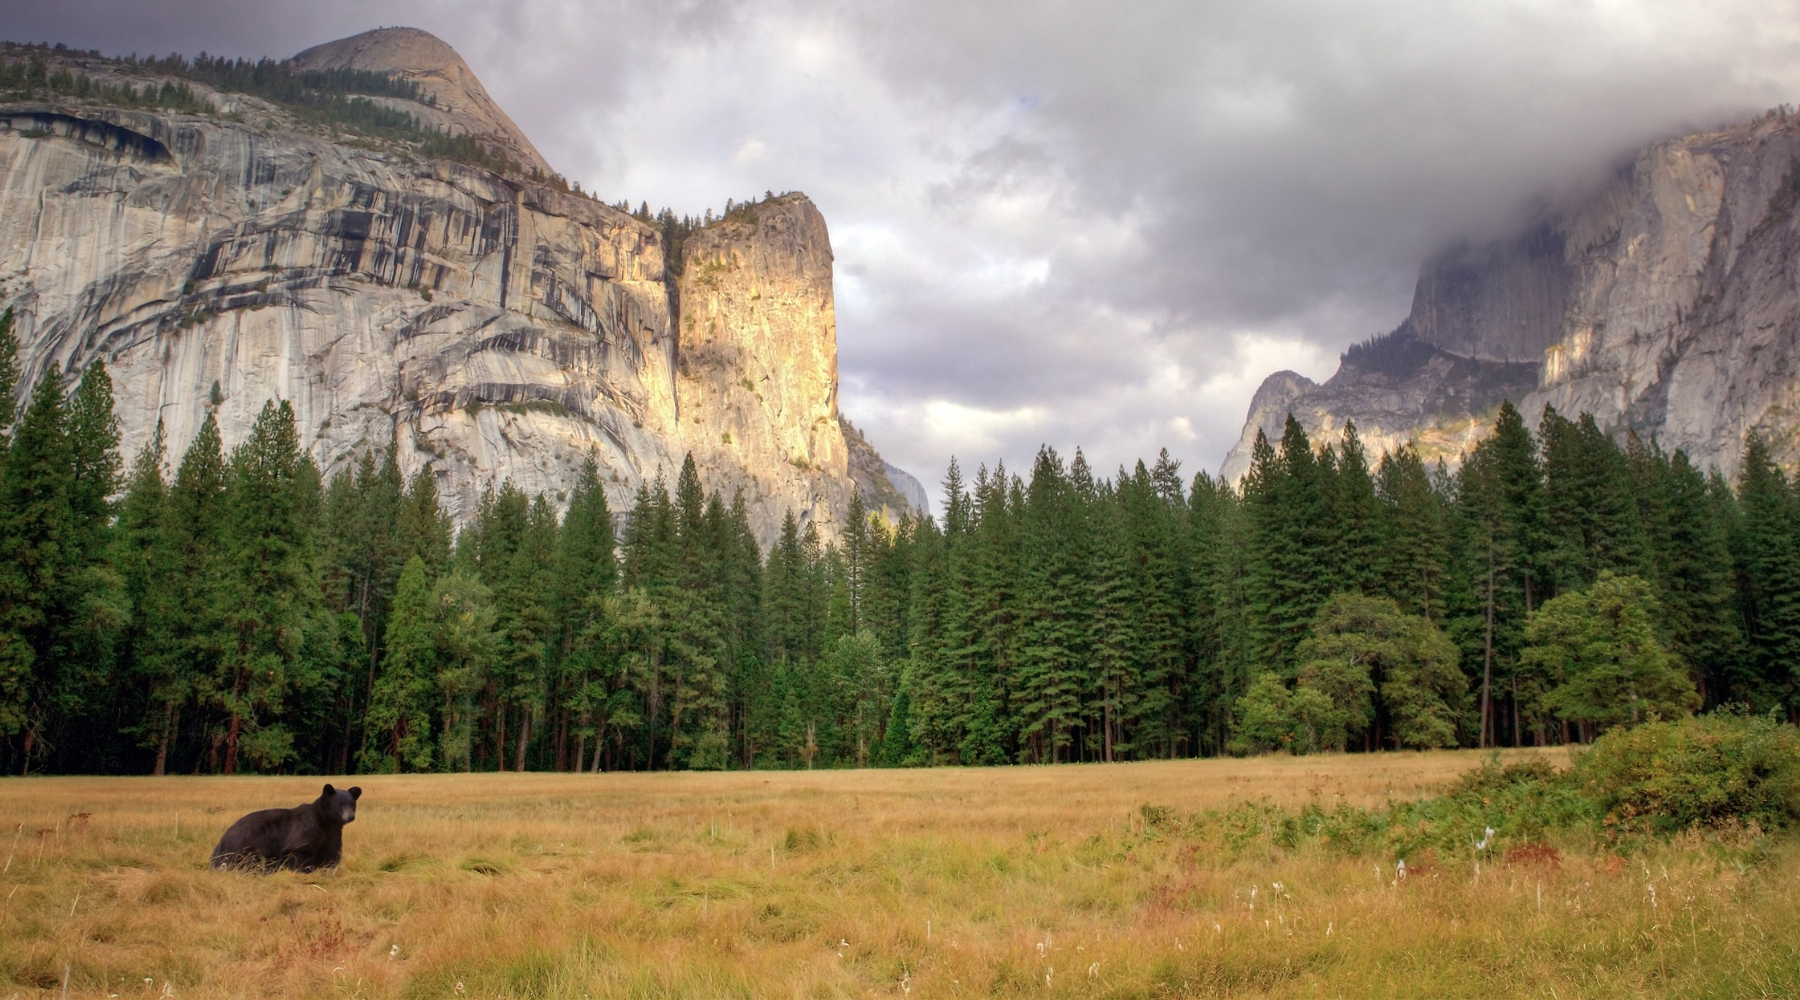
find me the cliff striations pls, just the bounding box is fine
[0,31,920,545]
[1226,109,1800,482]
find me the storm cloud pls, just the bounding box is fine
[12,0,1800,491]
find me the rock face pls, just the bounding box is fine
[0,31,920,546]
[289,27,554,179]
[1227,110,1800,481]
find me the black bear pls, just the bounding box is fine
[211,784,362,873]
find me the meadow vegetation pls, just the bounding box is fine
[5,740,1800,998]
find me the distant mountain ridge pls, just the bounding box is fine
[1227,108,1800,480]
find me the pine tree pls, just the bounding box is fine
[67,363,120,558]
[1330,423,1382,595]
[163,414,228,773]
[1244,418,1333,670]
[1453,401,1543,747]
[1626,437,1743,705]
[0,367,73,771]
[213,400,324,774]
[1012,447,1087,762]
[1188,470,1253,756]
[362,555,438,771]
[115,423,184,773]
[909,459,974,763]
[397,468,452,574]
[1732,432,1800,711]
[1540,408,1645,593]
[1087,476,1133,760]
[554,457,617,771]
[958,463,1017,765]
[1375,445,1449,621]
[39,363,128,771]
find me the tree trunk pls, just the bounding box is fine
[223,713,243,775]
[19,729,34,776]
[515,709,530,772]
[153,703,176,776]
[1481,551,1496,749]
[494,705,506,773]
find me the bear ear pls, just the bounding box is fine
[349,787,362,800]
[322,783,336,797]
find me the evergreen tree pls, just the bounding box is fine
[1452,401,1543,747]
[1244,418,1333,670]
[1329,423,1382,595]
[1012,447,1086,762]
[1375,445,1449,621]
[40,363,128,771]
[163,414,228,773]
[362,555,438,771]
[431,569,499,772]
[0,367,73,771]
[1731,432,1800,711]
[212,400,326,774]
[555,457,617,771]
[1539,408,1645,592]
[1626,437,1743,706]
[397,467,453,574]
[1189,471,1254,755]
[115,423,183,773]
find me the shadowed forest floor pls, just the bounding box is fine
[5,750,1799,998]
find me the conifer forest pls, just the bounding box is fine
[0,305,1795,776]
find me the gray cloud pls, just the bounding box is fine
[11,0,1800,497]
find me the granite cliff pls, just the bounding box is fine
[0,30,921,545]
[1226,108,1800,482]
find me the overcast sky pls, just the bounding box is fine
[13,0,1800,490]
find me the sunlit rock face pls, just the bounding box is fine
[1228,111,1800,481]
[0,31,918,546]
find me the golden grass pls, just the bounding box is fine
[3,749,1798,998]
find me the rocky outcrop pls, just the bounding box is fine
[840,416,929,520]
[1228,109,1800,481]
[0,32,921,546]
[1221,328,1539,482]
[670,194,858,538]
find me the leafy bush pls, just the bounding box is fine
[1575,710,1800,833]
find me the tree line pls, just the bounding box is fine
[0,307,1795,774]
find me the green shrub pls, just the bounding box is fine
[1575,711,1800,833]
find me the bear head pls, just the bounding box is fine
[318,783,363,825]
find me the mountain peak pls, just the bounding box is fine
[290,27,553,178]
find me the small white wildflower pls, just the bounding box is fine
[1088,962,1100,979]
[388,944,400,960]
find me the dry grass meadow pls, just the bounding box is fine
[4,749,1799,998]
